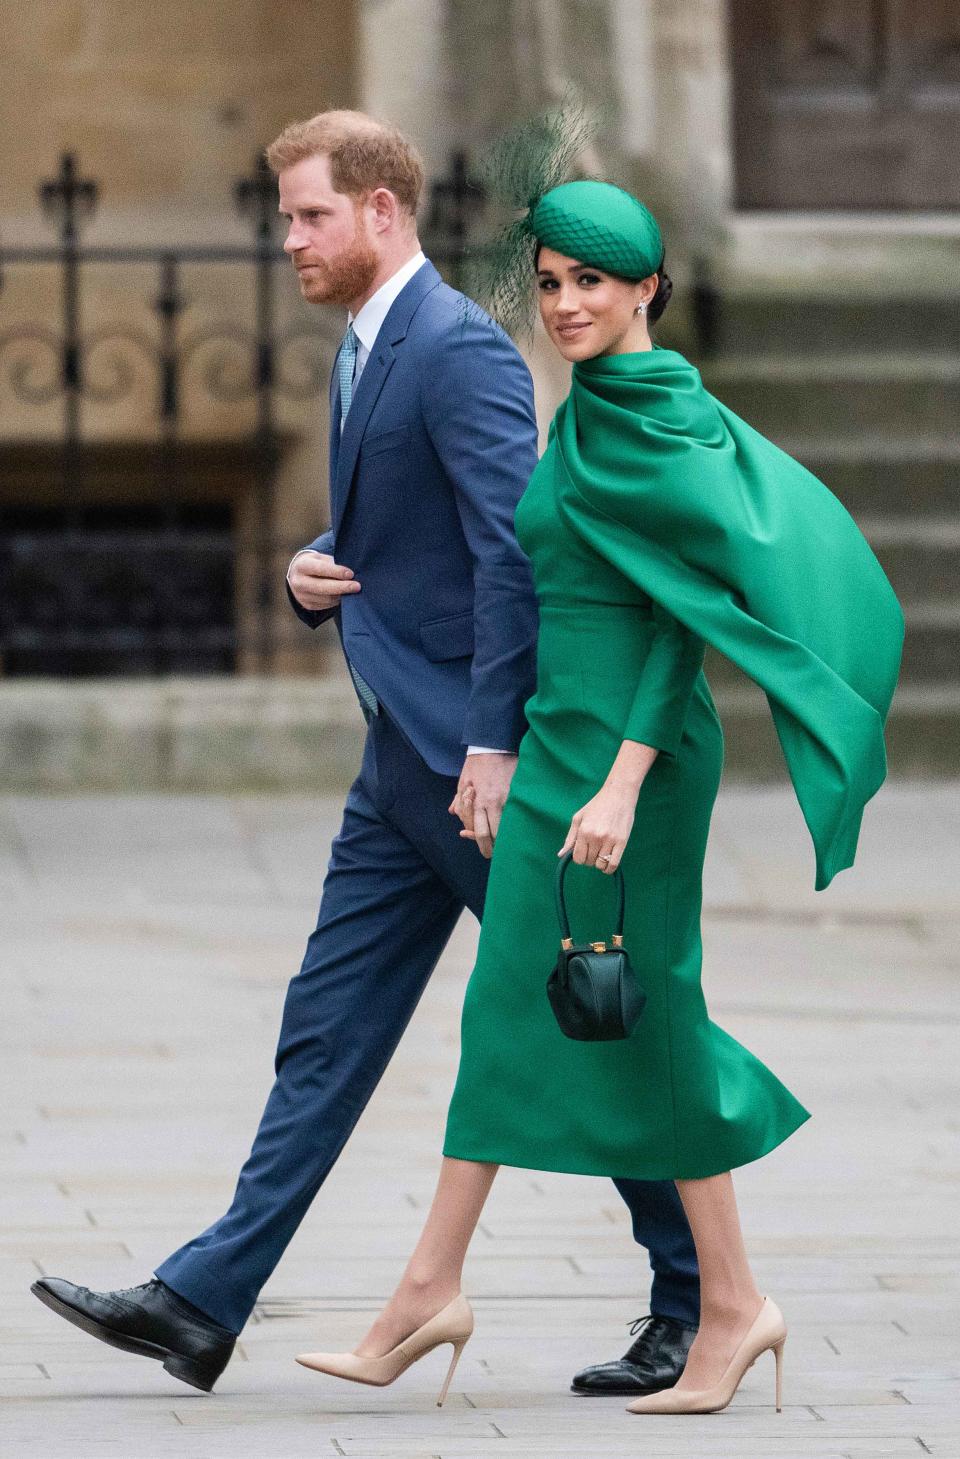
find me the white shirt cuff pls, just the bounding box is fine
[466,745,513,756]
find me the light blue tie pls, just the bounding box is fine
[338,323,358,431]
[348,653,379,720]
[337,323,378,719]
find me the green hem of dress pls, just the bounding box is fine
[442,1107,811,1183]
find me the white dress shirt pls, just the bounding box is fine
[348,249,427,389]
[290,250,510,757]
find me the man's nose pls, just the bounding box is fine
[283,223,304,255]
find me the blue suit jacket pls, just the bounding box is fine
[289,260,540,776]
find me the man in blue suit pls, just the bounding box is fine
[32,110,698,1397]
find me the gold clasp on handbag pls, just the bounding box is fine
[591,941,607,953]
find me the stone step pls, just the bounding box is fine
[785,442,960,519]
[700,355,960,437]
[706,600,960,686]
[702,294,960,357]
[712,680,960,779]
[0,674,956,791]
[0,675,365,795]
[859,516,960,602]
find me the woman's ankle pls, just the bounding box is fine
[697,1291,763,1328]
[396,1269,460,1304]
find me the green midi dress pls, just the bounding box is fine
[443,348,903,1181]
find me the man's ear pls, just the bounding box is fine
[369,186,399,233]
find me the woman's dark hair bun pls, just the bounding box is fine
[649,258,672,323]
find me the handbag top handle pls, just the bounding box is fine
[554,849,626,949]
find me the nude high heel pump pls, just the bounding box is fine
[296,1293,474,1407]
[626,1296,786,1415]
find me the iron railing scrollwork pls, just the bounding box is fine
[0,150,486,676]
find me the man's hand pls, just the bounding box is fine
[287,551,361,613]
[449,752,518,859]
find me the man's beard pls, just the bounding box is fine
[296,222,379,307]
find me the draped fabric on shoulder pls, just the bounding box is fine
[555,349,904,891]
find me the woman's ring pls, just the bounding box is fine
[597,854,610,866]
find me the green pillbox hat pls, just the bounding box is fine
[531,180,663,280]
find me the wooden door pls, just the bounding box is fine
[730,1,960,208]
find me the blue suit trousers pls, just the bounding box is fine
[157,713,698,1333]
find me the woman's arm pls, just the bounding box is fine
[559,606,705,873]
[622,602,705,757]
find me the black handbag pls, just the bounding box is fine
[546,851,646,1041]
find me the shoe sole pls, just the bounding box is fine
[30,1282,217,1391]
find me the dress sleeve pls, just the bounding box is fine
[622,601,705,757]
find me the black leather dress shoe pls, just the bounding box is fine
[571,1313,698,1396]
[31,1277,236,1391]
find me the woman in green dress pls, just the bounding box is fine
[297,181,904,1415]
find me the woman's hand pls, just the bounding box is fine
[558,740,659,874]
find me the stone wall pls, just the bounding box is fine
[1,1,358,239]
[0,1,359,672]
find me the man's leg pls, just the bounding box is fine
[156,732,481,1333]
[569,1178,699,1395]
[612,1178,700,1326]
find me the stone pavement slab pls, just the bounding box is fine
[1,784,959,1457]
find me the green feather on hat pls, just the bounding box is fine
[471,102,664,336]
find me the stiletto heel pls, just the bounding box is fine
[774,1335,785,1413]
[296,1293,474,1402]
[436,1336,468,1407]
[626,1297,787,1415]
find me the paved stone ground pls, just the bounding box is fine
[2,783,959,1458]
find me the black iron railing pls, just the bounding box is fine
[0,151,484,676]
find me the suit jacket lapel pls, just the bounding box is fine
[328,353,342,500]
[331,261,442,533]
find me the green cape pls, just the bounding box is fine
[554,348,904,890]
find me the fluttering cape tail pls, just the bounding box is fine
[555,349,904,890]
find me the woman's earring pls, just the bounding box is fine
[634,301,648,316]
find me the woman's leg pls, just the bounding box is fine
[672,1171,763,1391]
[355,1157,498,1357]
